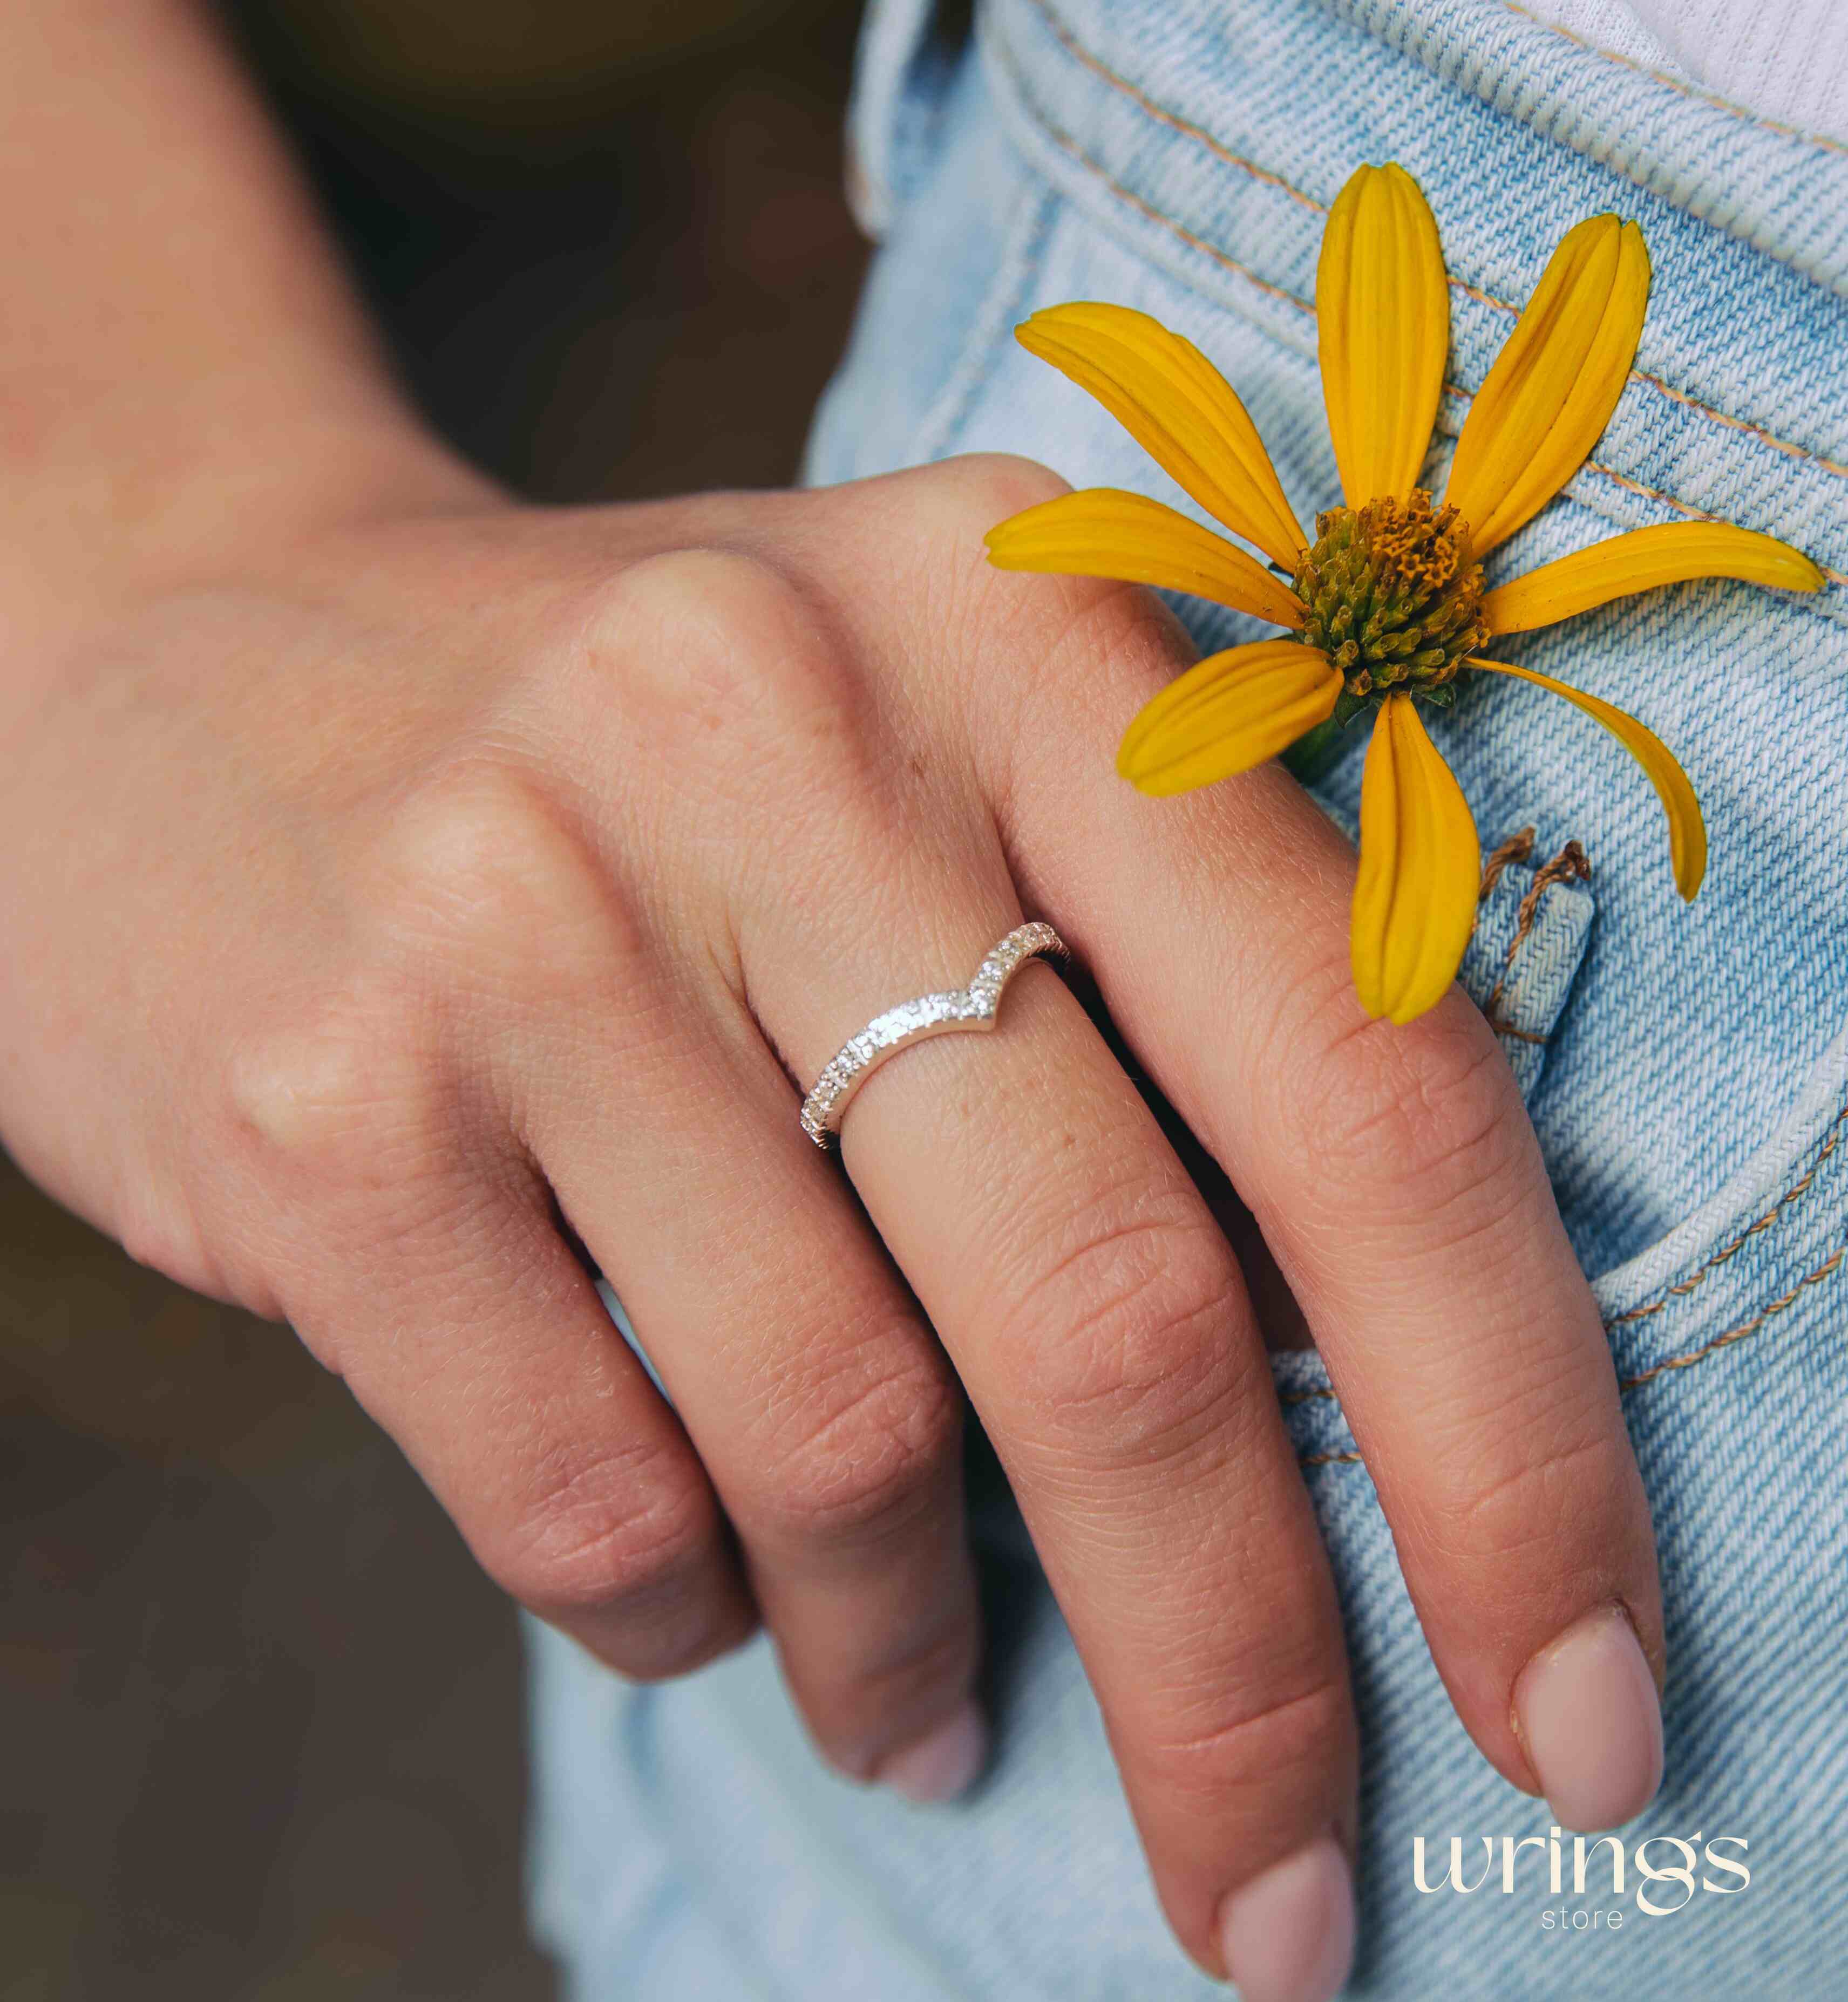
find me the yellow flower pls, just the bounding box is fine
[986,164,1825,1024]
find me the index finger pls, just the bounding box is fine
[996,590,1666,1836]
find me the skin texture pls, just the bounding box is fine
[0,2,1665,1981]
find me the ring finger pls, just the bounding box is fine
[737,802,1360,1992]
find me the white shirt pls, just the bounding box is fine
[1518,0,1848,144]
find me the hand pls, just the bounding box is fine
[0,453,1663,1993]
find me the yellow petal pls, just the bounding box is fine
[1016,303,1308,571]
[984,488,1305,628]
[1470,657,1705,897]
[1444,216,1650,558]
[1351,694,1482,1023]
[1118,639,1341,796]
[1481,520,1826,633]
[1317,163,1450,508]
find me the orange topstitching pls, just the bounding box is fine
[1606,1097,1847,1323]
[1296,1242,1845,1469]
[1281,1098,1848,1454]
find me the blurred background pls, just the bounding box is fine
[2,2,878,1994]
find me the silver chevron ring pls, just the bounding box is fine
[799,922,1068,1147]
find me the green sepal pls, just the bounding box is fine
[1281,713,1356,785]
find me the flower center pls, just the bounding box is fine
[1293,491,1486,711]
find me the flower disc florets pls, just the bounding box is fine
[1293,490,1487,716]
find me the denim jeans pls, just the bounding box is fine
[525,0,1848,1992]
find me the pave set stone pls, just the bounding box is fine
[799,923,1066,1147]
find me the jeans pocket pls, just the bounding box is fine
[1266,1023,1848,1996]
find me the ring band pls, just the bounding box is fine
[799,922,1068,1147]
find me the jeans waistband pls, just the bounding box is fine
[970,0,1848,597]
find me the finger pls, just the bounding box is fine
[991,567,1664,1834]
[741,834,1360,1986]
[523,989,991,1801]
[280,1155,759,1684]
[468,542,983,1798]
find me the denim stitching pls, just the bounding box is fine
[1499,0,1848,160]
[1626,373,1848,481]
[1283,1095,1847,1417]
[1478,826,1537,898]
[986,2,1848,1460]
[1606,1098,1848,1324]
[1018,0,1326,217]
[1569,473,1848,588]
[1297,1243,1846,1465]
[1482,839,1592,1036]
[1617,1245,1846,1386]
[994,66,1319,322]
[1010,0,1848,492]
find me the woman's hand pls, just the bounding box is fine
[0,453,1664,1990]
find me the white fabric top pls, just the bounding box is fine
[1518,0,1848,144]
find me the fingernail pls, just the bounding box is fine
[874,1699,988,1804]
[1514,1604,1663,1831]
[1216,1834,1354,2002]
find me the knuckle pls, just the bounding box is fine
[114,1186,215,1292]
[808,1620,982,1778]
[752,1347,963,1551]
[221,983,438,1176]
[1138,1672,1350,1811]
[375,757,641,979]
[929,451,1072,535]
[492,1438,719,1619]
[1008,576,1193,731]
[1415,1421,1637,1575]
[582,546,858,765]
[1287,1012,1531,1227]
[997,1193,1252,1471]
[592,1594,758,1686]
[850,1613,979,1717]
[937,451,1195,759]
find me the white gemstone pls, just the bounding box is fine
[798,923,1067,1146]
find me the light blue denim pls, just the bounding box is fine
[525,0,1848,1992]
